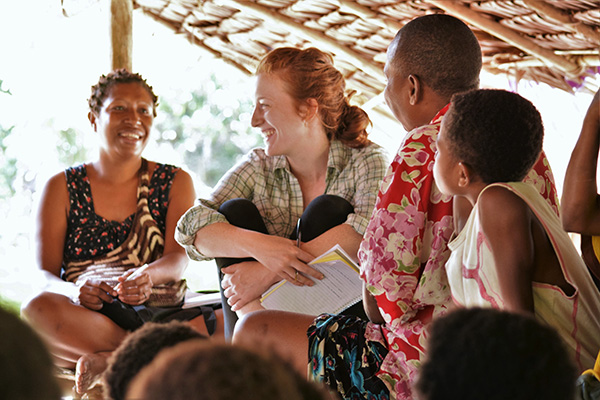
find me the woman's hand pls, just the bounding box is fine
[249,234,323,286]
[114,268,153,306]
[77,280,118,311]
[221,261,280,311]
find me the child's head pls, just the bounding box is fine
[414,307,577,400]
[126,340,329,400]
[103,321,206,400]
[434,89,543,194]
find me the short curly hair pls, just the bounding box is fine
[415,308,577,400]
[389,14,482,99]
[103,321,206,400]
[444,89,544,183]
[88,69,158,117]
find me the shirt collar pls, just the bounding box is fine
[431,103,451,125]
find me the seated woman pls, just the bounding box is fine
[20,69,221,395]
[176,47,388,338]
[561,91,600,290]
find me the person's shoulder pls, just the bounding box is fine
[337,140,384,155]
[39,170,70,203]
[478,184,530,224]
[46,170,69,187]
[344,141,389,164]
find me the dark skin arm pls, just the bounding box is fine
[35,172,118,310]
[478,187,535,313]
[561,91,600,234]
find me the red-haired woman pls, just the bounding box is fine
[176,47,388,338]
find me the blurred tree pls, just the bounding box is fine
[0,79,16,201]
[153,72,260,187]
[56,126,90,167]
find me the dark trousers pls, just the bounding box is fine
[216,194,366,339]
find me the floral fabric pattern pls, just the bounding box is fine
[308,314,390,400]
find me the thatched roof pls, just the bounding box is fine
[130,0,599,117]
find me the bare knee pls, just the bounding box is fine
[232,310,272,345]
[21,292,53,320]
[21,291,68,325]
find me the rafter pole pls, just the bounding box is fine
[426,0,582,76]
[218,0,385,80]
[493,55,600,70]
[337,0,402,32]
[520,0,600,44]
[110,0,133,71]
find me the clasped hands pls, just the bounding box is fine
[76,268,153,310]
[221,237,324,311]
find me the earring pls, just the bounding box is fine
[303,119,307,127]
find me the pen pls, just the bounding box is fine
[296,218,302,248]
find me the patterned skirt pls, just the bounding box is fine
[307,314,390,399]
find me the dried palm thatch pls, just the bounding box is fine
[106,1,600,114]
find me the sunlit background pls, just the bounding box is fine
[0,0,597,311]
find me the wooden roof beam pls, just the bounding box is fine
[520,0,600,45]
[492,55,600,70]
[337,0,403,32]
[215,0,385,80]
[426,0,582,77]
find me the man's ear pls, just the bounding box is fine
[407,74,422,106]
[457,162,472,188]
[88,112,97,131]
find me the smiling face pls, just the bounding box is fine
[90,82,154,160]
[251,73,306,157]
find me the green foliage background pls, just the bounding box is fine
[153,73,260,187]
[0,80,16,201]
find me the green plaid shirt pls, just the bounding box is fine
[176,140,388,261]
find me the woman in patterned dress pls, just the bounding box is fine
[21,70,217,394]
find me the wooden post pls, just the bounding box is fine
[110,0,133,71]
